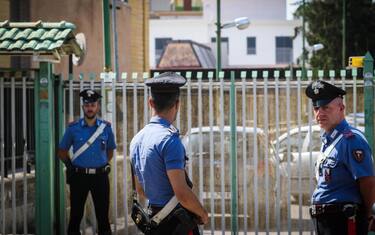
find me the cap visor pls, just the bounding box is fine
[313,98,334,108]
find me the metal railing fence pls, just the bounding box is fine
[0,69,366,234]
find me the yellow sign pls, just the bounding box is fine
[348,56,364,68]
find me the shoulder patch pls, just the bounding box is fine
[343,130,354,138]
[352,149,364,162]
[168,125,179,135]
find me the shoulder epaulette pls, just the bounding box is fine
[343,129,354,139]
[103,120,111,126]
[168,125,179,135]
[68,120,79,127]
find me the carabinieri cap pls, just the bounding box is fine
[305,80,346,108]
[145,72,186,93]
[79,89,102,103]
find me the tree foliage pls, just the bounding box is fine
[295,0,375,69]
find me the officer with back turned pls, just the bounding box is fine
[58,89,116,235]
[129,72,208,234]
[305,80,375,234]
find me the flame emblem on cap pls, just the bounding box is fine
[312,81,324,95]
[87,90,94,97]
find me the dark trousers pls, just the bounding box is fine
[148,206,200,235]
[68,172,111,235]
[313,211,368,235]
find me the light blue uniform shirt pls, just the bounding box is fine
[312,119,374,204]
[59,118,116,168]
[130,116,185,207]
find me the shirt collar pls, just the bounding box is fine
[80,118,101,127]
[149,116,171,127]
[322,119,349,143]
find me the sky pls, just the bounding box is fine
[286,0,299,20]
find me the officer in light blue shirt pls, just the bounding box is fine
[58,89,116,235]
[306,80,375,235]
[130,72,208,235]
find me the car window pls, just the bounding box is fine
[183,131,268,165]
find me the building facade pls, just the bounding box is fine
[0,0,149,75]
[149,0,303,68]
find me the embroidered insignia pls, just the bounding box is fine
[352,149,364,162]
[312,81,324,94]
[87,90,95,97]
[324,168,331,182]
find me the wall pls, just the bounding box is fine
[0,0,10,68]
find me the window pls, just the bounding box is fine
[247,37,256,55]
[155,38,172,65]
[275,36,293,64]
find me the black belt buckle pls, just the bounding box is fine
[342,204,356,218]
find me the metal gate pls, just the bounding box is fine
[0,68,369,234]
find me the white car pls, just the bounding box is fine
[182,126,288,229]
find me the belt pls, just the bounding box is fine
[73,165,110,175]
[310,203,359,217]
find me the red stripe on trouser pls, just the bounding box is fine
[188,230,193,235]
[348,218,356,235]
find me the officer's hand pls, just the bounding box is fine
[197,211,209,225]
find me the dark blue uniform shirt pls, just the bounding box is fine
[312,119,374,204]
[130,116,185,207]
[59,118,116,168]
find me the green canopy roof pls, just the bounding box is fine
[0,20,82,59]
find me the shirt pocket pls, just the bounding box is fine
[100,134,108,150]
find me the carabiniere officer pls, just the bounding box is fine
[305,80,375,235]
[58,89,116,235]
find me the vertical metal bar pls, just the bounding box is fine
[251,71,259,234]
[262,71,270,234]
[121,72,129,233]
[143,72,149,126]
[112,73,118,234]
[307,70,315,234]
[296,70,303,233]
[208,71,215,234]
[0,75,5,235]
[80,74,84,118]
[274,70,281,235]
[229,71,238,235]
[22,75,28,235]
[175,71,181,130]
[69,74,74,122]
[219,71,225,235]
[186,72,193,179]
[363,52,374,149]
[352,69,358,127]
[240,71,248,234]
[11,75,16,234]
[197,71,203,234]
[133,73,138,136]
[340,70,346,106]
[101,76,106,121]
[285,70,292,234]
[90,73,95,90]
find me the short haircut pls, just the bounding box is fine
[150,90,180,112]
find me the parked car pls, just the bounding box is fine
[182,126,288,230]
[273,117,364,204]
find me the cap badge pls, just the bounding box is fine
[87,90,94,97]
[312,81,324,95]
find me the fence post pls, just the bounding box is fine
[230,71,238,234]
[34,62,56,235]
[363,52,374,152]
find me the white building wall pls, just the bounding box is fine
[149,0,303,68]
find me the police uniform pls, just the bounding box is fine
[306,80,375,235]
[130,72,199,234]
[59,89,116,235]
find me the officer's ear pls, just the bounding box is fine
[148,97,156,109]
